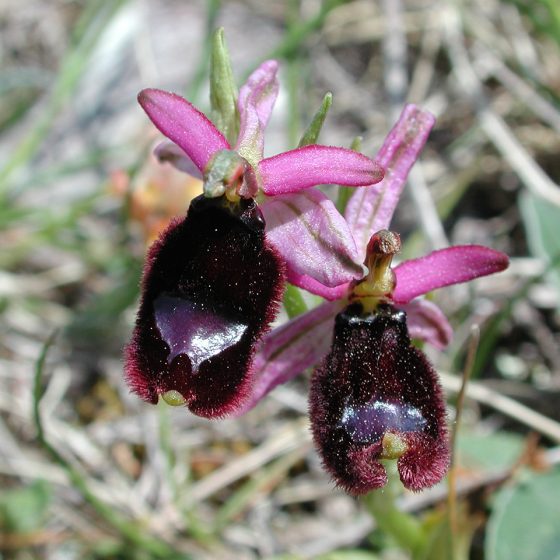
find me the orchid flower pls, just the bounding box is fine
[239,105,509,493]
[137,60,383,288]
[125,35,384,418]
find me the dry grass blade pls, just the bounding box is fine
[442,5,560,208]
[189,419,311,503]
[440,372,560,443]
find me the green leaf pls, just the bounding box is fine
[298,92,332,147]
[210,28,239,145]
[486,468,560,560]
[0,481,51,533]
[457,431,525,471]
[520,191,560,307]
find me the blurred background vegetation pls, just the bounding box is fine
[1,0,559,558]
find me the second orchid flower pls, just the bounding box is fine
[241,105,509,493]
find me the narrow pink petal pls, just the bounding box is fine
[399,299,453,349]
[138,89,229,172]
[287,273,349,301]
[236,60,279,164]
[393,246,509,304]
[236,300,344,414]
[345,105,435,258]
[261,190,365,288]
[153,140,203,178]
[259,145,384,195]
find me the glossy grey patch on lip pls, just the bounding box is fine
[340,398,427,444]
[154,293,247,371]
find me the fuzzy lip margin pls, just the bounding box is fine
[124,195,286,418]
[309,304,450,494]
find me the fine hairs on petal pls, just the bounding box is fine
[309,303,449,494]
[125,195,285,417]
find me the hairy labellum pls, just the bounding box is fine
[125,194,285,417]
[309,303,449,494]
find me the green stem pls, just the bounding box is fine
[364,468,425,554]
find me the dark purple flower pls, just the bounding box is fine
[241,106,509,412]
[125,195,284,417]
[309,231,450,493]
[309,302,449,494]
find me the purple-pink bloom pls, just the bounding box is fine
[239,104,508,493]
[138,60,383,287]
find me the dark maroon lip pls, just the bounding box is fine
[124,194,285,417]
[309,303,450,494]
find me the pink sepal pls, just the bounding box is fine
[287,273,350,301]
[236,60,279,163]
[153,140,203,178]
[138,89,229,172]
[393,245,509,304]
[345,105,435,258]
[259,145,384,195]
[399,299,453,349]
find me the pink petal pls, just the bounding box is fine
[138,89,229,172]
[399,299,453,349]
[259,145,384,195]
[287,273,349,301]
[261,190,365,288]
[153,140,203,178]
[345,105,435,258]
[393,246,510,304]
[236,300,344,414]
[236,60,279,164]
